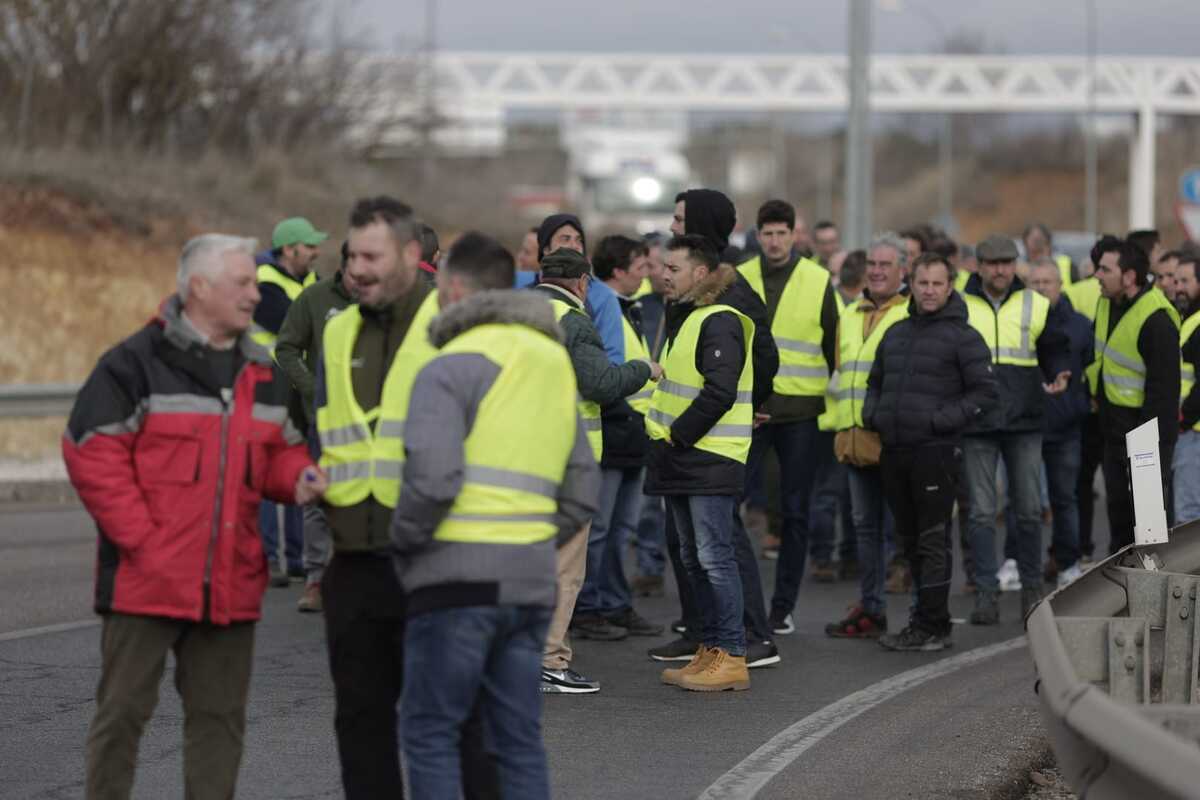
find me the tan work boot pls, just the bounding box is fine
[678,647,750,692]
[297,583,323,613]
[661,645,712,687]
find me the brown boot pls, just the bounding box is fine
[662,645,712,686]
[678,648,750,692]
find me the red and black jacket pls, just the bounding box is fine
[63,296,313,625]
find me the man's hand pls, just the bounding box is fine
[294,466,328,505]
[1042,370,1071,396]
[753,412,771,429]
[648,361,664,382]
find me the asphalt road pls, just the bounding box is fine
[0,504,1077,799]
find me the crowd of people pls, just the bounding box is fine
[62,185,1200,798]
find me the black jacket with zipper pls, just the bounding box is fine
[864,292,999,450]
[645,265,750,496]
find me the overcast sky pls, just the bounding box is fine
[336,0,1196,56]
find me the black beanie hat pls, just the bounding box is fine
[537,214,586,263]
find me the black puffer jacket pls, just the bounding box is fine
[864,292,999,450]
[645,265,750,496]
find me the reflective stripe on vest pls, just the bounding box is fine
[250,265,316,351]
[739,256,830,397]
[550,298,603,461]
[823,297,909,432]
[316,292,440,508]
[964,288,1049,368]
[1094,287,1180,408]
[645,305,754,463]
[432,322,577,545]
[621,314,655,415]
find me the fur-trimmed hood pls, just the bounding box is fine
[679,263,739,308]
[427,289,563,348]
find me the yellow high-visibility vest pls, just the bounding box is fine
[739,256,830,397]
[822,297,910,433]
[964,288,1050,368]
[1065,277,1101,323]
[1055,254,1074,287]
[621,315,654,415]
[432,322,577,545]
[1180,310,1200,431]
[1094,287,1180,408]
[645,305,754,463]
[316,293,440,508]
[549,298,603,461]
[955,271,971,292]
[250,264,317,351]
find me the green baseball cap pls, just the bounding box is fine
[272,217,329,249]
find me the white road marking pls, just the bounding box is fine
[698,636,1027,799]
[0,619,99,643]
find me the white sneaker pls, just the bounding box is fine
[996,558,1023,592]
[1056,562,1084,589]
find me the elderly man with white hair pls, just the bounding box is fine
[63,233,326,800]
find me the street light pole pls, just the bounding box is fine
[844,0,873,248]
[1084,0,1098,234]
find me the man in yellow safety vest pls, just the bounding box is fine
[1093,237,1181,552]
[1174,252,1200,524]
[311,196,490,798]
[961,234,1071,624]
[390,231,600,798]
[532,244,658,693]
[253,216,326,586]
[647,234,755,692]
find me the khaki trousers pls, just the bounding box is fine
[86,613,255,800]
[542,523,590,670]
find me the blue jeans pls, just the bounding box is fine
[635,494,667,578]
[667,495,745,656]
[401,605,552,800]
[746,420,822,620]
[965,432,1044,593]
[577,467,644,616]
[847,464,890,617]
[259,501,303,572]
[1044,436,1082,571]
[1174,430,1200,525]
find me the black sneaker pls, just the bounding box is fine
[541,667,600,693]
[769,613,795,635]
[569,614,628,641]
[606,608,664,637]
[647,637,702,662]
[670,619,688,634]
[878,626,951,652]
[746,640,781,669]
[269,566,290,588]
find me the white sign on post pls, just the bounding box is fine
[1126,418,1169,547]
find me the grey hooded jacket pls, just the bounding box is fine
[390,289,601,617]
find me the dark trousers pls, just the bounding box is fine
[744,420,823,620]
[810,438,856,563]
[1077,414,1104,558]
[666,496,771,642]
[1044,436,1082,570]
[323,554,496,800]
[1101,437,1175,554]
[880,445,959,635]
[259,500,303,572]
[86,613,255,800]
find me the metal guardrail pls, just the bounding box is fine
[0,384,79,418]
[1027,521,1200,799]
